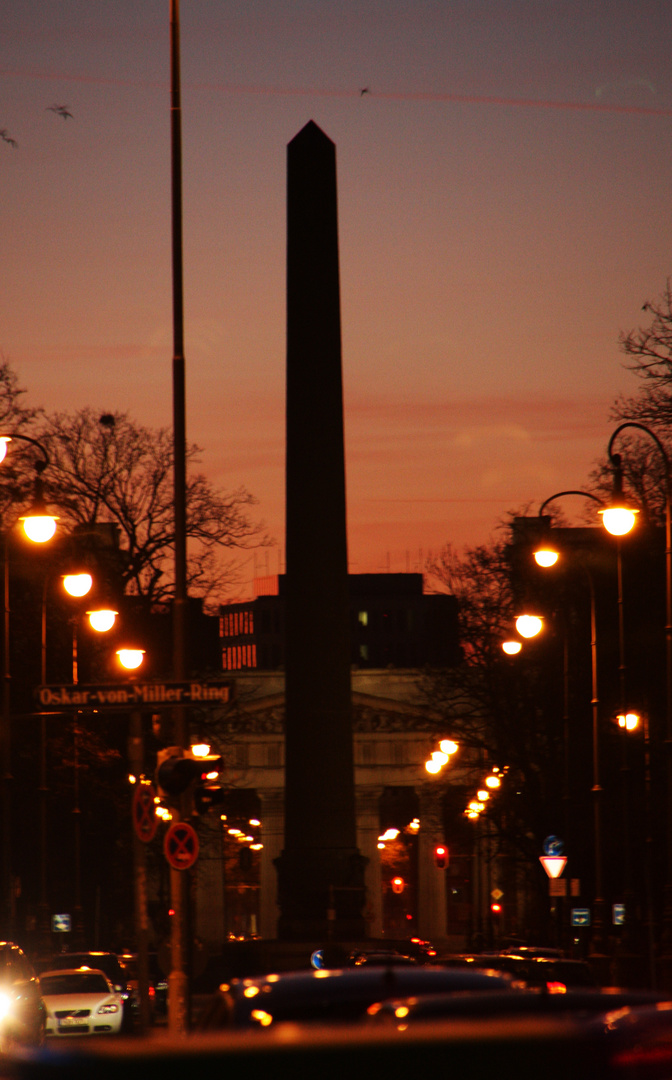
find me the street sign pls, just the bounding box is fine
[52,914,71,933]
[543,835,564,856]
[540,855,567,878]
[613,903,626,926]
[37,680,232,711]
[549,878,567,896]
[133,783,158,843]
[164,822,199,871]
[571,907,591,927]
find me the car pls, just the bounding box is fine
[34,952,129,997]
[476,954,598,991]
[437,953,598,992]
[366,987,671,1026]
[118,952,168,1024]
[348,951,418,967]
[0,941,45,1047]
[39,968,125,1037]
[198,964,518,1029]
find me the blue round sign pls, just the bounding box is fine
[543,835,564,856]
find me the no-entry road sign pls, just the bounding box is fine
[133,783,158,843]
[164,821,199,870]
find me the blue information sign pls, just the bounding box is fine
[571,908,591,927]
[543,835,564,856]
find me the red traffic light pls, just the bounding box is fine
[391,877,405,894]
[434,844,448,869]
[490,901,502,915]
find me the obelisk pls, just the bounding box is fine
[275,120,366,941]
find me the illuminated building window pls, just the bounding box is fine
[358,611,368,626]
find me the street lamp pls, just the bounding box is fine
[0,433,57,937]
[535,489,608,958]
[606,422,672,981]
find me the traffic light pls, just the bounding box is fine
[434,843,448,869]
[490,901,502,916]
[156,747,223,799]
[391,877,405,894]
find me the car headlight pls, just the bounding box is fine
[0,993,13,1021]
[97,1003,119,1015]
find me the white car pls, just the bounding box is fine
[39,968,124,1037]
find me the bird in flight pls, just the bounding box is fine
[0,129,18,148]
[359,87,370,96]
[46,104,73,120]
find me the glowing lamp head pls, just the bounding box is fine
[534,548,559,568]
[617,712,640,731]
[63,573,93,598]
[515,614,543,639]
[439,739,458,756]
[116,648,145,670]
[425,759,441,774]
[21,514,57,543]
[0,437,10,464]
[502,639,522,655]
[87,609,117,632]
[485,774,501,789]
[600,506,638,536]
[191,743,211,758]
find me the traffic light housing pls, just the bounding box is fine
[434,843,448,869]
[156,747,223,799]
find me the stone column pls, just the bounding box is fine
[356,786,384,938]
[259,788,284,940]
[417,785,448,944]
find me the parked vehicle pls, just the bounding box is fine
[118,953,168,1023]
[39,968,124,1037]
[198,964,517,1029]
[34,953,129,997]
[437,952,597,991]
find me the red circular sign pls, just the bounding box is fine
[132,783,158,843]
[164,821,199,870]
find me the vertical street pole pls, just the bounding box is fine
[169,0,189,1034]
[129,711,151,1033]
[1,534,11,938]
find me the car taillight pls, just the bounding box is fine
[546,981,567,994]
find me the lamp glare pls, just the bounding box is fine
[600,506,638,536]
[534,548,559,567]
[515,614,543,639]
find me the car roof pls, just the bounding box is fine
[218,965,516,1026]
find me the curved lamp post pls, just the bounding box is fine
[606,422,672,976]
[0,434,58,937]
[535,489,607,956]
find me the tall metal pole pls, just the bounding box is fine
[169,0,190,1034]
[608,423,672,985]
[536,492,608,959]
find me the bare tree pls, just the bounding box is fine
[0,358,45,525]
[36,408,271,609]
[587,280,672,522]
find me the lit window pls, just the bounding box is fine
[358,611,368,626]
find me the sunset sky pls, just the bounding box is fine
[2,2,672,596]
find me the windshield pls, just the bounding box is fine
[40,973,111,996]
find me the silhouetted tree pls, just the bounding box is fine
[589,279,672,521]
[35,408,271,610]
